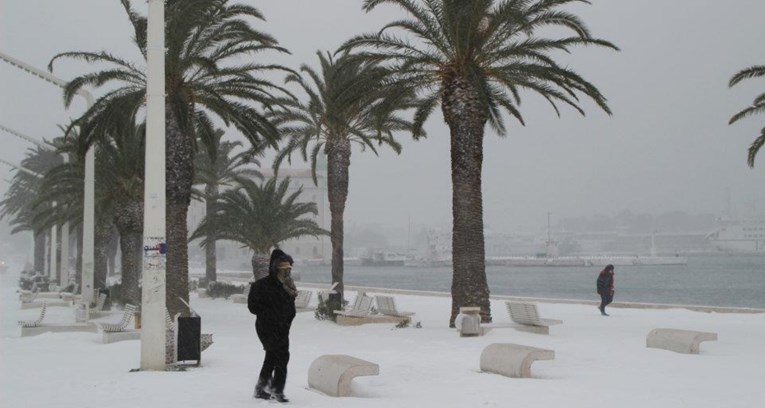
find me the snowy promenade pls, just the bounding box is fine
[2,272,764,408]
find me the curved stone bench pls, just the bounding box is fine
[480,343,555,378]
[646,328,718,354]
[308,354,379,397]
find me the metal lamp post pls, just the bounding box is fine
[0,51,96,304]
[140,0,167,370]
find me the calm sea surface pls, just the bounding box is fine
[294,255,765,309]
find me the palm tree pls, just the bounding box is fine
[728,65,765,167]
[50,0,292,316]
[95,121,146,305]
[37,120,145,305]
[270,51,414,310]
[190,177,327,279]
[0,146,63,274]
[193,128,261,283]
[342,0,617,325]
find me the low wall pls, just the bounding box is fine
[296,283,765,315]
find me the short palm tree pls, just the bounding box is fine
[342,0,617,325]
[193,128,261,283]
[270,50,414,310]
[190,177,327,278]
[728,65,765,167]
[50,0,292,316]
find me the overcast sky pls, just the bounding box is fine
[1,0,764,234]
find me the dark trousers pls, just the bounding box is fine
[599,292,614,311]
[258,348,290,393]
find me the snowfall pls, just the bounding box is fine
[2,267,764,408]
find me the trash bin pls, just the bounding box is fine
[176,316,201,365]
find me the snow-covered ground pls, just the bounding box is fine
[2,269,763,408]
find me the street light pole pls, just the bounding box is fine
[0,51,95,304]
[140,0,167,370]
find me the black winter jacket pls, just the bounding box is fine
[248,275,296,351]
[596,271,614,295]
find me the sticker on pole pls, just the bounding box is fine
[143,237,167,270]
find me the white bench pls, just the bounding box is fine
[295,290,313,310]
[308,354,379,397]
[230,294,247,304]
[480,343,555,378]
[646,328,718,354]
[17,301,98,336]
[375,295,414,317]
[505,301,562,334]
[18,301,47,327]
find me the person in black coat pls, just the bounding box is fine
[596,264,615,316]
[248,249,297,403]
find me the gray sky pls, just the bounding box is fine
[1,0,764,234]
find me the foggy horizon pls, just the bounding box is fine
[2,0,764,235]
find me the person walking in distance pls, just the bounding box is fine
[596,264,615,316]
[248,249,298,402]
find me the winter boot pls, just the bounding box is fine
[253,379,272,400]
[600,308,609,316]
[272,392,289,403]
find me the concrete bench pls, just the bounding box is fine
[102,329,141,344]
[505,301,563,334]
[646,328,718,354]
[22,323,98,337]
[20,300,71,309]
[308,354,379,397]
[480,343,555,378]
[229,294,247,304]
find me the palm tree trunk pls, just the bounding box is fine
[75,224,83,285]
[204,183,218,282]
[33,229,45,274]
[251,251,269,281]
[107,227,119,277]
[165,104,193,317]
[442,76,492,326]
[326,136,351,313]
[94,218,112,291]
[54,228,61,284]
[114,199,144,306]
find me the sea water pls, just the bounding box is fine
[295,255,765,309]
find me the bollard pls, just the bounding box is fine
[457,306,482,337]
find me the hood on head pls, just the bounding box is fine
[269,249,293,276]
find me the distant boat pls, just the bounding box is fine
[361,252,406,267]
[706,219,765,253]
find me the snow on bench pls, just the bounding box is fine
[505,301,563,335]
[308,354,379,397]
[646,328,718,354]
[480,343,555,378]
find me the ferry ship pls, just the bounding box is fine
[706,219,765,253]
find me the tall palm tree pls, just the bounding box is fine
[190,177,327,279]
[193,128,261,283]
[1,146,63,273]
[50,0,292,316]
[37,120,145,304]
[95,120,146,305]
[342,0,617,325]
[729,65,765,167]
[270,51,414,310]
